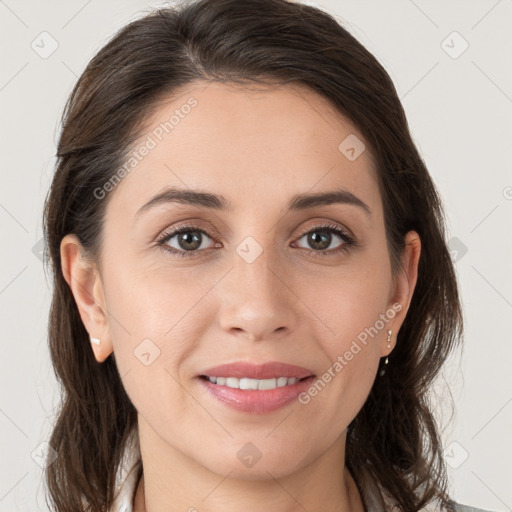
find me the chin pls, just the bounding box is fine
[196,447,305,481]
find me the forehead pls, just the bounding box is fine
[107,80,381,217]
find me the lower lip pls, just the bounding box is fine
[197,376,315,414]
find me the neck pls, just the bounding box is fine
[133,418,365,512]
[135,469,364,512]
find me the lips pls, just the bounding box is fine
[198,361,315,380]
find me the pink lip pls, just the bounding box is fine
[196,361,316,414]
[198,361,314,380]
[198,375,315,414]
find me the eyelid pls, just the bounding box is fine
[295,219,355,240]
[156,220,220,243]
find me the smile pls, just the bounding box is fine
[201,375,308,390]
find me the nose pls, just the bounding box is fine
[216,244,299,342]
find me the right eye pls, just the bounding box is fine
[157,226,219,257]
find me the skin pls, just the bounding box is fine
[61,81,421,512]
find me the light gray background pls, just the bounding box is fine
[0,0,511,510]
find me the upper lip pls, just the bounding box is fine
[199,362,315,380]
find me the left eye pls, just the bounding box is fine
[294,225,354,253]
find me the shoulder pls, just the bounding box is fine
[372,479,496,512]
[450,504,497,512]
[418,499,497,512]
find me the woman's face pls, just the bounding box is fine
[67,81,419,479]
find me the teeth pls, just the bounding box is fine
[206,376,301,390]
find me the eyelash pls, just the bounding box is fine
[156,222,356,258]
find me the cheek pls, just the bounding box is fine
[304,262,392,343]
[299,336,380,438]
[298,268,391,423]
[104,251,207,342]
[103,257,216,401]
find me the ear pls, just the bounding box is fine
[60,234,113,363]
[382,230,421,357]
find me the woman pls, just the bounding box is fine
[42,0,491,510]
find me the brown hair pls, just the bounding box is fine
[42,0,463,510]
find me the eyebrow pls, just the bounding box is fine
[136,186,371,216]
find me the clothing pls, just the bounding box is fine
[110,430,493,512]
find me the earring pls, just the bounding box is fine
[386,329,392,363]
[379,330,392,376]
[90,337,101,356]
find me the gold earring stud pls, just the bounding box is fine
[385,329,392,363]
[380,330,392,376]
